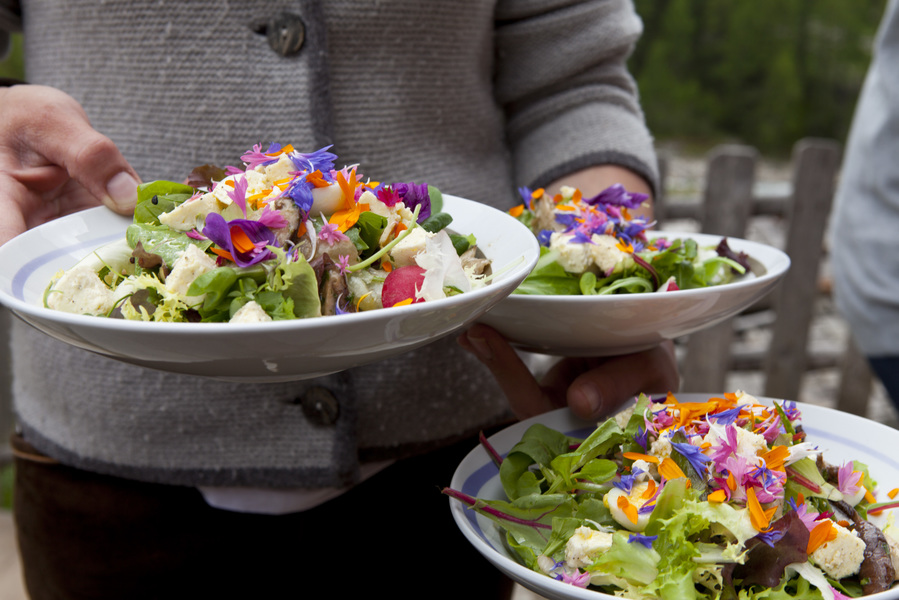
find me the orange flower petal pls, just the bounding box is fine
[807,520,835,554]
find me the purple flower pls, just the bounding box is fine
[394,182,431,222]
[537,229,553,247]
[755,528,786,548]
[628,533,658,549]
[670,440,711,477]
[203,213,277,267]
[711,407,742,426]
[583,183,649,210]
[290,145,338,174]
[285,177,314,214]
[634,426,650,451]
[613,473,638,494]
[518,186,535,209]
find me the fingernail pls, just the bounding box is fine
[463,332,493,361]
[572,383,602,416]
[106,172,139,210]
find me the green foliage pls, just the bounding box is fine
[632,0,888,153]
[0,33,24,80]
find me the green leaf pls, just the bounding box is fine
[427,185,443,214]
[126,223,212,268]
[134,180,196,225]
[420,211,453,233]
[354,211,388,259]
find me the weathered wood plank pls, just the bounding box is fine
[680,145,757,393]
[763,139,842,400]
[835,337,874,417]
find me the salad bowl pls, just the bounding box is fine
[0,195,538,382]
[477,232,790,356]
[449,397,899,600]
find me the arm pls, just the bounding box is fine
[463,1,677,418]
[459,167,678,422]
[0,84,139,245]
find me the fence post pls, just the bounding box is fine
[763,138,841,400]
[680,145,757,393]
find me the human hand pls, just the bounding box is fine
[458,323,679,421]
[0,84,140,245]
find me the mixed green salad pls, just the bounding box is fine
[509,185,752,296]
[445,392,899,599]
[45,144,491,322]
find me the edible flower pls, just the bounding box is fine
[318,222,349,245]
[628,533,658,549]
[226,175,249,216]
[203,213,276,267]
[240,142,285,170]
[394,182,431,222]
[837,462,864,498]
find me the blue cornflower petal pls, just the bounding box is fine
[670,441,711,477]
[628,533,658,549]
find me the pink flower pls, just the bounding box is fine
[837,462,864,497]
[337,254,350,275]
[318,222,349,245]
[559,570,590,588]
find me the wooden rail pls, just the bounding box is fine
[660,138,875,415]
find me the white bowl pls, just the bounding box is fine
[478,232,790,356]
[0,195,538,382]
[449,397,899,600]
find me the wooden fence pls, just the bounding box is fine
[657,137,875,416]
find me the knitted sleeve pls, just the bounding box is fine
[493,0,658,194]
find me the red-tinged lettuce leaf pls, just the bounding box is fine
[724,510,809,589]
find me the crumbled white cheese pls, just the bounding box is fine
[159,193,221,231]
[549,232,594,273]
[390,227,432,267]
[164,244,217,301]
[565,526,614,568]
[589,234,628,273]
[230,300,272,323]
[46,265,115,315]
[810,522,865,580]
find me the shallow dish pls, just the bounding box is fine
[0,195,538,382]
[477,231,790,356]
[449,396,899,600]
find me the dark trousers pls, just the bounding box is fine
[12,434,513,600]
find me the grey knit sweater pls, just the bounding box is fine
[1,0,657,488]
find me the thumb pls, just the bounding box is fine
[11,85,140,214]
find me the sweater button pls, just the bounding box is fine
[265,13,305,57]
[300,386,340,426]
